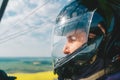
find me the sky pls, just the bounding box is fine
[0,0,72,57]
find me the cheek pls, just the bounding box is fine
[70,42,83,53]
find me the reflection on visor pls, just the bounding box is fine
[55,11,95,36]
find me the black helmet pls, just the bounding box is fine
[51,0,114,79]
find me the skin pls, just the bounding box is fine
[63,24,105,54]
[63,29,87,54]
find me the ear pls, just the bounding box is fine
[98,24,105,34]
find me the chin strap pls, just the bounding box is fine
[80,69,105,80]
[80,67,111,80]
[60,67,112,80]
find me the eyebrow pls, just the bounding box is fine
[67,35,73,39]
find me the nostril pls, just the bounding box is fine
[63,48,70,54]
[64,51,70,54]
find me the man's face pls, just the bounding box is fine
[63,24,105,54]
[63,29,87,54]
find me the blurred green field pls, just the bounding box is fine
[0,57,57,80]
[0,57,53,73]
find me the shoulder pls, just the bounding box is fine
[106,72,120,80]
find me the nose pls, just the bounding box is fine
[63,44,70,54]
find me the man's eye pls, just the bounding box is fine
[68,36,76,42]
[71,36,76,41]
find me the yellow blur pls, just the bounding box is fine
[9,71,58,80]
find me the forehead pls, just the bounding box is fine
[66,29,86,37]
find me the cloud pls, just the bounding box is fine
[0,0,69,57]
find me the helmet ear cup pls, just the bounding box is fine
[87,12,106,44]
[88,26,104,44]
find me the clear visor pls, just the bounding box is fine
[52,11,95,68]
